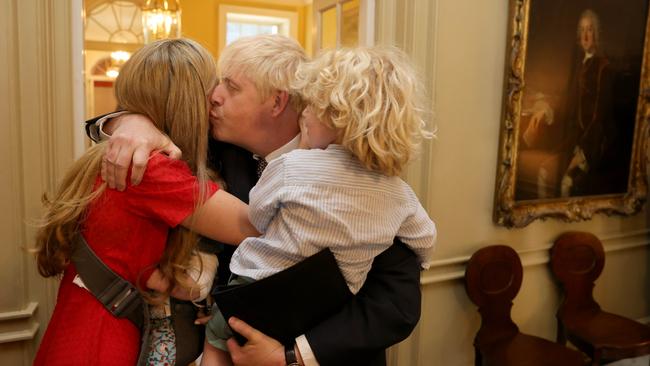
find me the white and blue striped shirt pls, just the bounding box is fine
[230,144,437,294]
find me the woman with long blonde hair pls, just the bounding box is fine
[34,38,257,366]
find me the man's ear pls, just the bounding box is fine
[270,90,290,117]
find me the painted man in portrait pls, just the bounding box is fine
[521,9,616,198]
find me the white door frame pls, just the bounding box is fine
[312,0,375,51]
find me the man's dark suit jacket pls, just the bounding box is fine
[85,117,422,366]
[208,140,422,366]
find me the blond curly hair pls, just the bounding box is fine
[293,47,432,176]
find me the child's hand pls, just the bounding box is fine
[193,309,212,325]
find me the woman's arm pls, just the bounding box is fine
[181,190,260,246]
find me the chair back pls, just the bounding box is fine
[465,245,522,347]
[550,231,604,317]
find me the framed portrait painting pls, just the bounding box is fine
[494,0,650,227]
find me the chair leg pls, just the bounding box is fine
[556,318,567,345]
[591,349,601,366]
[474,346,482,366]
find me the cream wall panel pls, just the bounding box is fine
[0,0,26,314]
[376,0,650,365]
[0,3,41,364]
[0,0,78,364]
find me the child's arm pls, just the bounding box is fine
[396,202,437,269]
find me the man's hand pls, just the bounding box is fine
[101,114,182,190]
[226,317,285,366]
[522,109,546,147]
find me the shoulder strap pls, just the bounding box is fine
[72,235,153,366]
[71,235,145,329]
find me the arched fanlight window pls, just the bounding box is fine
[85,1,144,46]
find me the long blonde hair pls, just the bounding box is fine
[36,39,217,297]
[293,47,432,176]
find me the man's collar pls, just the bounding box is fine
[259,134,301,162]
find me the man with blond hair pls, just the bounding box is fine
[87,34,421,366]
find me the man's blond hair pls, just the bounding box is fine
[293,47,432,176]
[218,34,307,111]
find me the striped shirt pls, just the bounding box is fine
[230,144,437,294]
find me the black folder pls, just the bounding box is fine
[213,248,353,345]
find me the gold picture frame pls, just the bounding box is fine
[494,0,650,227]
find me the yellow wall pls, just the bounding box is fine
[181,0,311,59]
[304,3,313,56]
[320,5,337,49]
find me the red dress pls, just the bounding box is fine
[34,154,218,366]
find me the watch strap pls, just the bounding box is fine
[285,343,300,366]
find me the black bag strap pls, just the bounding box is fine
[71,235,144,327]
[71,235,152,365]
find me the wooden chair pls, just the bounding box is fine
[465,245,585,366]
[550,231,650,365]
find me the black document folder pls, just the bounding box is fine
[213,248,353,345]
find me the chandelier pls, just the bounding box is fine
[105,51,131,78]
[142,0,182,43]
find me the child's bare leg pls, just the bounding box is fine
[200,340,233,366]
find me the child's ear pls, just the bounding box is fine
[271,90,290,117]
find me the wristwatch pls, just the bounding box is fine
[285,343,301,366]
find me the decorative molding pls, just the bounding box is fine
[217,4,299,53]
[420,230,650,285]
[84,40,142,52]
[358,0,375,47]
[375,0,437,211]
[637,316,650,325]
[0,322,40,344]
[72,0,86,159]
[380,2,438,365]
[0,302,38,322]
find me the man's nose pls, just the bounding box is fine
[210,85,224,106]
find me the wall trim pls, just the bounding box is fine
[0,322,39,344]
[421,229,650,285]
[637,316,650,325]
[0,302,38,321]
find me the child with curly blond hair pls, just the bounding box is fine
[203,46,437,365]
